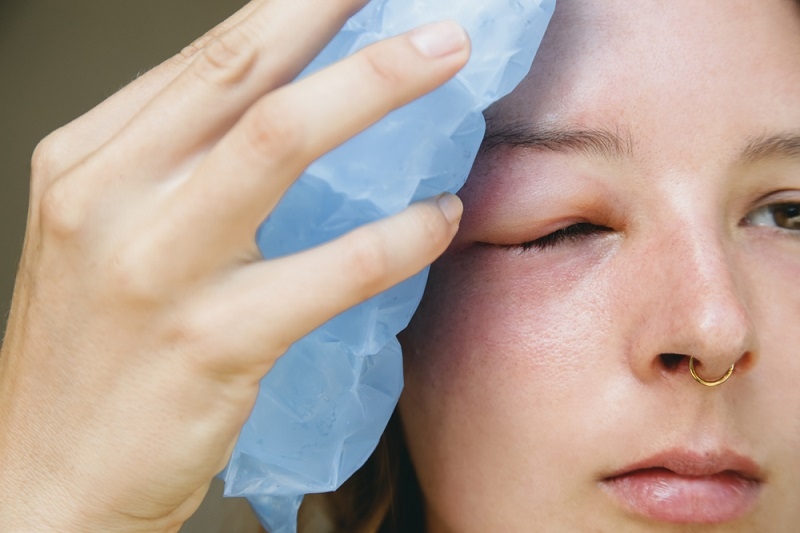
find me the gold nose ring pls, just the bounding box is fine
[689,357,734,387]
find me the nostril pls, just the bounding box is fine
[660,353,686,371]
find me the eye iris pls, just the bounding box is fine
[774,204,800,230]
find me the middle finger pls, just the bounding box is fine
[164,21,470,263]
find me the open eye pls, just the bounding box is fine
[744,203,800,231]
[510,222,613,252]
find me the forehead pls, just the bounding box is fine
[487,0,800,160]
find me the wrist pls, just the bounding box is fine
[0,429,187,533]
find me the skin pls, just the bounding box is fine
[400,0,800,531]
[3,1,799,532]
[0,1,469,531]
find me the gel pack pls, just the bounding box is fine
[221,1,555,531]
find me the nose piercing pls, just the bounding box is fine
[689,357,734,387]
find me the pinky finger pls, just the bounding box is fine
[38,1,266,176]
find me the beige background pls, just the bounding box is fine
[0,1,264,531]
[0,0,248,315]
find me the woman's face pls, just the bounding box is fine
[399,0,800,531]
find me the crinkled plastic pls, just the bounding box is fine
[221,1,555,531]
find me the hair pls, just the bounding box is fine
[298,410,424,533]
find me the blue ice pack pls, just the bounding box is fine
[222,1,555,531]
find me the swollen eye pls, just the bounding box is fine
[746,204,800,230]
[516,222,613,251]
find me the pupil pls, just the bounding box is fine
[775,204,800,229]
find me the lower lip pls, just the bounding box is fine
[601,468,761,523]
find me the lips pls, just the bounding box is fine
[600,450,763,524]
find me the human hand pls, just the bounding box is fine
[0,1,467,531]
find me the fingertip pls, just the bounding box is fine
[436,192,463,225]
[408,20,470,59]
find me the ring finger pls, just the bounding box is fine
[164,20,470,264]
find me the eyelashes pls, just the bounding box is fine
[508,222,613,252]
[499,202,800,254]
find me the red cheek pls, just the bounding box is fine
[402,244,616,396]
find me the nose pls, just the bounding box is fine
[627,220,756,384]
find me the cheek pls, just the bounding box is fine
[402,246,618,398]
[738,238,800,430]
[398,247,624,525]
[746,239,800,322]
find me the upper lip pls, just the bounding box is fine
[603,449,763,481]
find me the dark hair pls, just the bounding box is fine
[299,410,424,532]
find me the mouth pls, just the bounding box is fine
[600,450,763,524]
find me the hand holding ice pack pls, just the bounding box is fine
[222,2,555,532]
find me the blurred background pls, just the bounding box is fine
[0,0,249,316]
[0,1,263,531]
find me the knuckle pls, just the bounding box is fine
[31,131,69,182]
[105,249,162,305]
[177,33,216,65]
[192,29,258,87]
[161,311,209,352]
[244,103,304,160]
[39,178,85,238]
[359,46,405,90]
[345,230,391,292]
[161,309,254,377]
[416,205,451,250]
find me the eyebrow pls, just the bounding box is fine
[741,133,800,163]
[480,122,635,160]
[482,120,800,166]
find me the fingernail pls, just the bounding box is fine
[437,193,463,224]
[409,20,468,58]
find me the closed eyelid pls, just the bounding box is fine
[507,223,614,252]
